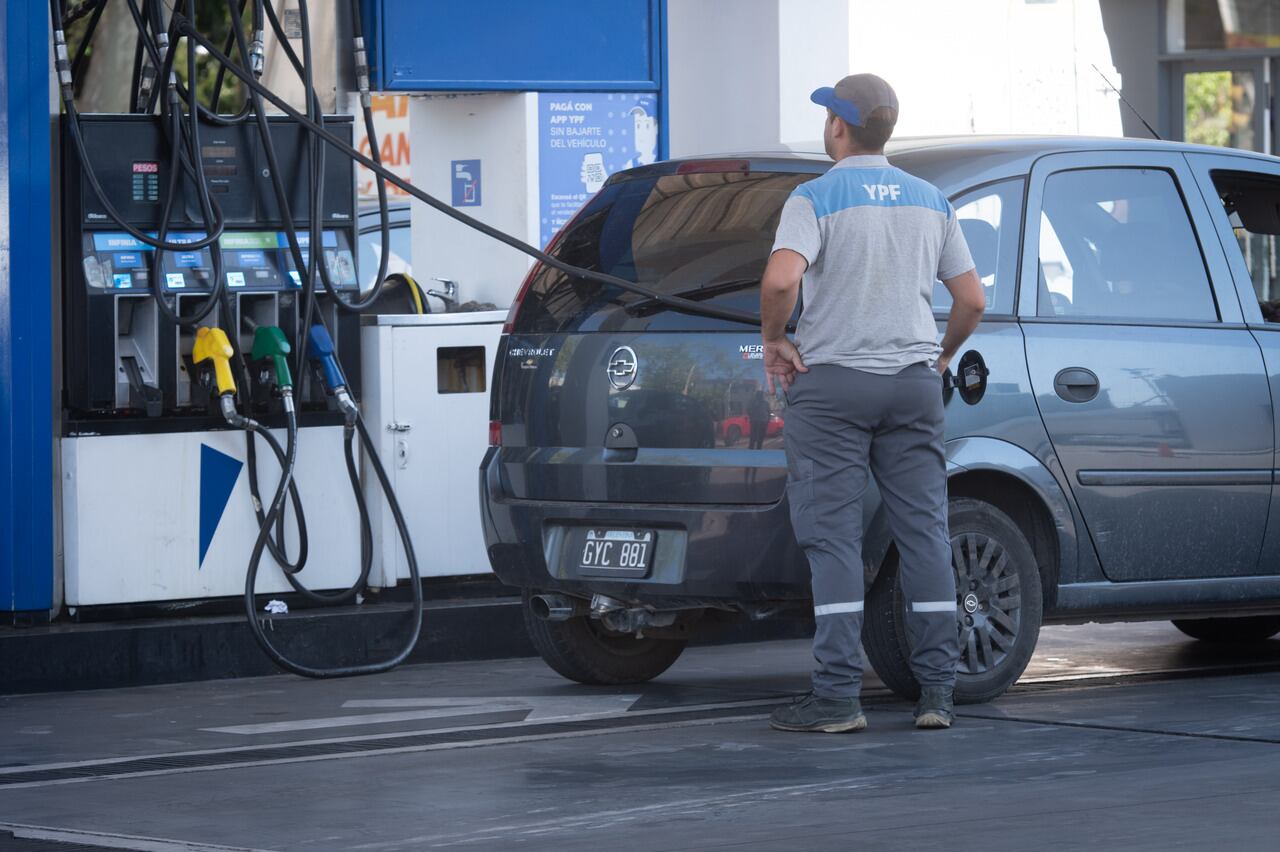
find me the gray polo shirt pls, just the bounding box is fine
[771,154,974,374]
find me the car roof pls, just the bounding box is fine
[664,135,1280,192]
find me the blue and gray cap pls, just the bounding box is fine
[811,73,899,128]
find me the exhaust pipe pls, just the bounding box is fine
[530,594,588,622]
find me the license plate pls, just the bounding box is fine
[576,528,655,578]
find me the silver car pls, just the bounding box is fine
[482,137,1280,702]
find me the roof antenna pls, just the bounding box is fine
[1092,63,1162,140]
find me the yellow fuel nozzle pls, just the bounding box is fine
[193,327,237,397]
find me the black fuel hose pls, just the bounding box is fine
[227,0,323,395]
[174,13,770,330]
[226,0,414,673]
[52,2,229,253]
[243,404,421,679]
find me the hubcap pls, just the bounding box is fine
[951,532,1020,675]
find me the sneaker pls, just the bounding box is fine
[770,692,867,733]
[914,686,955,729]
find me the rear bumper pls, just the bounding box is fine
[479,448,812,607]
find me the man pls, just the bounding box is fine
[747,389,771,450]
[760,74,985,732]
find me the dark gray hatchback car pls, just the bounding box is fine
[481,136,1280,702]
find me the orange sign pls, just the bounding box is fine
[354,94,411,201]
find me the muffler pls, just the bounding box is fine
[529,594,589,621]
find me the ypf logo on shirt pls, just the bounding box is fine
[863,183,902,201]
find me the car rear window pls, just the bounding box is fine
[511,168,816,333]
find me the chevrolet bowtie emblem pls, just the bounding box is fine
[607,346,638,389]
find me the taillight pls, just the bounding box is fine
[489,420,502,447]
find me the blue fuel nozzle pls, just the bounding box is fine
[306,324,358,420]
[306,324,346,392]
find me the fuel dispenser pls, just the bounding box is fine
[62,114,361,424]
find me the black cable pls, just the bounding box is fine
[275,421,370,604]
[147,98,222,324]
[244,405,421,679]
[226,2,414,672]
[227,1,317,396]
[297,0,325,396]
[285,0,389,313]
[241,412,309,574]
[57,99,227,250]
[70,0,108,82]
[64,0,105,27]
[128,7,145,112]
[173,14,771,330]
[210,0,247,112]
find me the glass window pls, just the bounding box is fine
[1183,70,1258,151]
[1036,168,1217,322]
[1167,0,1280,52]
[1208,170,1280,319]
[358,223,412,288]
[933,178,1024,315]
[513,169,813,333]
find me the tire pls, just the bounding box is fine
[521,592,687,685]
[1171,615,1280,643]
[864,497,1044,705]
[725,424,743,446]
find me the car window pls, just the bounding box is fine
[934,178,1023,315]
[513,169,814,333]
[1036,168,1218,322]
[358,222,412,288]
[1206,170,1280,321]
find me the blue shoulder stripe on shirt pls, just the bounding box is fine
[794,168,950,219]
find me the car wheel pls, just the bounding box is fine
[521,591,687,685]
[864,497,1043,705]
[725,424,742,446]
[1171,615,1280,643]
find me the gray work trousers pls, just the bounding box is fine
[784,362,959,698]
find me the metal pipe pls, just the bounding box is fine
[530,594,588,622]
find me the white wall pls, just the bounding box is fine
[668,0,781,156]
[778,0,852,146]
[409,93,538,309]
[668,0,850,156]
[668,0,1123,155]
[850,0,1123,138]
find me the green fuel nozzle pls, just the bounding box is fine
[252,326,294,390]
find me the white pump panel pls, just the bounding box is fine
[61,426,365,606]
[361,312,506,582]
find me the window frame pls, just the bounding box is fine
[933,177,1026,319]
[1017,151,1242,327]
[1184,151,1280,330]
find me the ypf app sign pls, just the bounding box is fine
[538,93,659,248]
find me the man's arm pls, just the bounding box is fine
[936,268,984,375]
[760,248,809,393]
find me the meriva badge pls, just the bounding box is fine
[607,346,638,389]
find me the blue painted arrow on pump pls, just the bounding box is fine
[199,443,243,568]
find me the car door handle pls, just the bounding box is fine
[1053,368,1099,403]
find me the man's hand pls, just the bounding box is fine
[764,337,808,393]
[935,353,952,377]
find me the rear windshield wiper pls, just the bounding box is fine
[627,277,762,316]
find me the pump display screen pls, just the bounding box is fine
[83,232,215,292]
[81,230,359,293]
[131,162,160,202]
